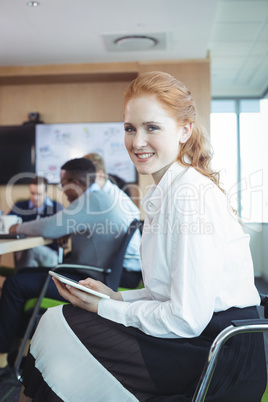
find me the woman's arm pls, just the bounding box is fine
[99,180,228,338]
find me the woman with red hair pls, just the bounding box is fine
[20,72,266,402]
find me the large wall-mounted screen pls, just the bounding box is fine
[0,125,35,185]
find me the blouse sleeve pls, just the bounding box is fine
[120,287,153,302]
[98,181,229,338]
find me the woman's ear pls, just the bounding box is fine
[179,123,193,144]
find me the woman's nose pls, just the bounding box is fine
[133,131,147,148]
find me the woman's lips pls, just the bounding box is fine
[135,152,154,161]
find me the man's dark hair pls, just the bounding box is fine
[30,176,48,190]
[61,158,96,188]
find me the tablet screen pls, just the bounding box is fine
[49,271,110,300]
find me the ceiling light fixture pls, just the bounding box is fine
[26,1,40,6]
[114,35,158,51]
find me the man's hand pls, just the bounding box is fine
[9,223,19,234]
[55,235,70,248]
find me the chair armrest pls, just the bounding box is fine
[51,264,112,283]
[232,319,268,326]
[52,264,111,274]
[260,293,268,318]
[192,319,268,402]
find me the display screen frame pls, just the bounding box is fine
[0,125,35,185]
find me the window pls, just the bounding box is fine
[210,99,268,223]
[210,105,238,212]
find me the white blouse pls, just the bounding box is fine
[98,162,260,338]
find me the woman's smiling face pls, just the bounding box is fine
[124,95,191,184]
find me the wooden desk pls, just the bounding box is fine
[0,237,52,255]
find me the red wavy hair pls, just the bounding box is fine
[124,71,222,190]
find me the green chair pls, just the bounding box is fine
[261,374,268,402]
[118,280,144,292]
[0,266,14,277]
[23,296,68,312]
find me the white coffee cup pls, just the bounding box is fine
[0,215,23,233]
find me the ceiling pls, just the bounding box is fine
[0,0,267,98]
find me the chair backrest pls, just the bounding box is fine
[14,219,142,381]
[192,293,268,402]
[62,219,142,290]
[105,219,142,291]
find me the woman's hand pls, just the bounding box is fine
[52,277,123,313]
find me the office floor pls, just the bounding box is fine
[1,277,268,402]
[0,376,20,402]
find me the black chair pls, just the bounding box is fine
[192,294,268,401]
[14,219,142,381]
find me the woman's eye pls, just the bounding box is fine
[148,125,159,132]
[124,126,135,133]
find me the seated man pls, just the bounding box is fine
[84,153,142,289]
[8,175,63,271]
[0,158,135,378]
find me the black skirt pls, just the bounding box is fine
[22,304,267,402]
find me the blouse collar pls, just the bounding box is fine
[141,162,188,215]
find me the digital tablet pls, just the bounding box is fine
[49,271,110,300]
